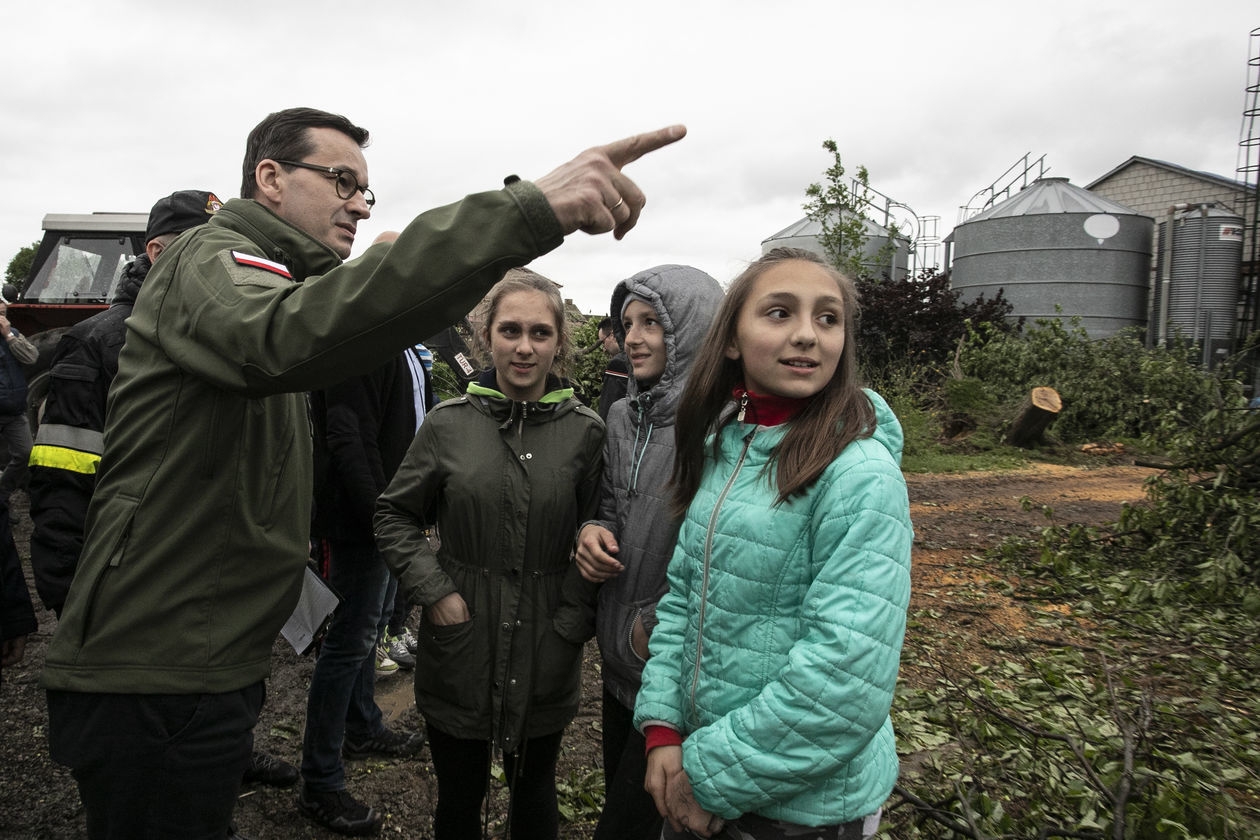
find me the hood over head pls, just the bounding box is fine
[609,264,724,422]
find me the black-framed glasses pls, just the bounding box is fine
[273,159,375,207]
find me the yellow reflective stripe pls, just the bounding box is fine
[28,444,100,475]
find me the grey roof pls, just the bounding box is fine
[41,212,148,233]
[1085,155,1249,193]
[963,177,1140,222]
[763,214,892,243]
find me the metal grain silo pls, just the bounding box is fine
[948,178,1153,338]
[1153,204,1244,366]
[762,215,911,280]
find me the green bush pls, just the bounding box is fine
[957,317,1222,443]
[568,317,607,409]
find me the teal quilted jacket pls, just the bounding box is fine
[634,389,912,825]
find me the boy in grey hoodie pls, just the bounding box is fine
[576,265,724,840]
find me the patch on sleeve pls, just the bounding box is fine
[231,251,292,278]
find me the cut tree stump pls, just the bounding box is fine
[1005,387,1062,448]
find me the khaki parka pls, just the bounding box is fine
[375,376,603,750]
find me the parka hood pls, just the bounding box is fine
[608,265,724,424]
[465,369,580,426]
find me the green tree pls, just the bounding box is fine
[4,240,40,293]
[569,317,607,409]
[803,139,873,280]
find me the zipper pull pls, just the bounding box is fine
[736,392,749,423]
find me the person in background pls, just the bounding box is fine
[634,248,913,840]
[302,278,429,833]
[377,341,436,673]
[375,269,604,840]
[0,299,38,519]
[576,265,724,840]
[597,316,629,422]
[25,191,297,798]
[28,190,221,618]
[41,103,684,840]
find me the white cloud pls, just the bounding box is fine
[2,0,1254,313]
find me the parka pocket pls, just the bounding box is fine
[74,497,139,648]
[532,625,583,708]
[416,615,488,712]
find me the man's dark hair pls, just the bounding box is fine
[240,107,370,199]
[598,316,613,335]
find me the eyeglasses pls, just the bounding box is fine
[273,160,375,207]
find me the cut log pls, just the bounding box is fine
[1005,387,1062,448]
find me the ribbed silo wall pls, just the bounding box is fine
[1153,208,1243,365]
[950,213,1153,338]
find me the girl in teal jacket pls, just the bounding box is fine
[633,248,913,839]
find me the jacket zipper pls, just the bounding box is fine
[688,424,756,720]
[628,394,653,498]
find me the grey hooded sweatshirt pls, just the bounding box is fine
[590,264,724,711]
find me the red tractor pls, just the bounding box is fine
[3,211,148,425]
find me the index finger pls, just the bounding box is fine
[600,124,687,170]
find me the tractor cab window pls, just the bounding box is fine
[23,235,138,304]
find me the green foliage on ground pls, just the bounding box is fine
[890,353,1260,839]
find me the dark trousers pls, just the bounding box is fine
[47,682,264,840]
[426,722,564,840]
[0,411,31,497]
[300,539,390,791]
[594,690,662,840]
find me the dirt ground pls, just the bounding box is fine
[0,460,1158,839]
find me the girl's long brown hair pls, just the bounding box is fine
[671,248,876,517]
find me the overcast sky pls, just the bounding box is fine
[2,1,1255,314]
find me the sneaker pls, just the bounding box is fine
[296,785,383,836]
[343,726,425,760]
[374,640,398,674]
[242,749,298,788]
[400,628,419,655]
[385,634,415,669]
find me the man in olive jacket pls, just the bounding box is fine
[41,106,685,840]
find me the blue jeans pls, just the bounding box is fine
[300,539,391,792]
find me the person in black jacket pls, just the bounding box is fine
[597,317,629,422]
[300,301,429,834]
[0,300,38,515]
[27,190,222,617]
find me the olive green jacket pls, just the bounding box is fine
[375,376,603,749]
[43,185,562,695]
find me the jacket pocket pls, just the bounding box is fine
[73,500,137,649]
[532,624,583,708]
[416,615,488,712]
